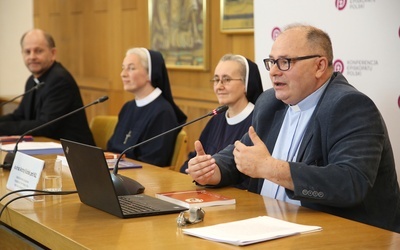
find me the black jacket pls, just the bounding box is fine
[0,62,95,145]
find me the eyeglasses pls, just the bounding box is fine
[210,77,242,86]
[263,55,321,71]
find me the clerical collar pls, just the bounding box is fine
[288,80,329,112]
[136,87,162,107]
[226,102,254,125]
[33,78,40,85]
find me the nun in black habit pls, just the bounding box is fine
[179,54,264,187]
[107,48,187,167]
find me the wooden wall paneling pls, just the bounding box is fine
[116,0,153,110]
[32,0,60,44]
[47,1,67,66]
[93,0,108,12]
[108,0,123,83]
[75,76,110,91]
[82,4,108,78]
[80,88,109,123]
[172,82,218,153]
[107,89,125,115]
[231,34,255,61]
[75,76,110,122]
[63,0,84,77]
[48,0,60,15]
[120,0,150,58]
[33,0,42,27]
[174,99,216,154]
[105,0,124,112]
[172,85,216,103]
[70,0,84,14]
[208,0,234,67]
[121,0,137,11]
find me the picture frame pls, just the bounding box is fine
[149,0,208,70]
[220,0,254,34]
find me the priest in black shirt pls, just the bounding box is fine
[0,29,94,145]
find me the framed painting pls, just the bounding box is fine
[149,0,208,70]
[220,0,254,33]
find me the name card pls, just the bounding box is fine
[6,152,44,193]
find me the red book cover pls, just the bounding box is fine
[155,189,236,208]
[104,152,125,159]
[0,135,34,144]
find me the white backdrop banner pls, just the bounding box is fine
[254,0,400,181]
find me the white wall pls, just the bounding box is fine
[254,0,400,181]
[0,0,33,96]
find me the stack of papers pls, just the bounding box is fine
[182,216,322,246]
[0,135,33,143]
[1,141,64,155]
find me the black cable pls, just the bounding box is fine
[0,189,77,202]
[0,189,77,218]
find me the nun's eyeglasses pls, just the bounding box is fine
[210,77,242,86]
[263,55,321,71]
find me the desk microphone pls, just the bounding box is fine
[1,95,109,170]
[111,105,228,196]
[0,81,45,108]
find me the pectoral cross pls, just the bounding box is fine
[123,130,131,144]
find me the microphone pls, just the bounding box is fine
[1,95,109,170]
[111,105,228,196]
[0,81,45,108]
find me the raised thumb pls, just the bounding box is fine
[194,140,206,156]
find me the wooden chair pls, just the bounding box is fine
[169,129,188,171]
[89,115,118,150]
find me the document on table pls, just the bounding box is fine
[182,216,322,246]
[1,141,63,155]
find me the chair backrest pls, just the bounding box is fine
[169,129,188,171]
[89,115,118,150]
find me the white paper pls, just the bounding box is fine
[2,141,62,151]
[182,216,322,246]
[6,151,45,193]
[1,142,63,155]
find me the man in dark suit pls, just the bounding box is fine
[0,29,95,145]
[186,24,400,232]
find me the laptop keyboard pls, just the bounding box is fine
[118,196,160,214]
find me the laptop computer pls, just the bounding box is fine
[60,139,187,218]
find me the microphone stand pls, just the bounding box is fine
[1,96,109,170]
[113,105,228,175]
[0,82,45,108]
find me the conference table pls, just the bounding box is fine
[0,144,399,249]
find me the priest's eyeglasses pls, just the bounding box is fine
[210,77,242,86]
[263,55,321,71]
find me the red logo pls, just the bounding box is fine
[398,95,400,109]
[335,0,347,10]
[271,27,281,41]
[333,59,345,73]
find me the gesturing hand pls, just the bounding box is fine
[233,126,272,178]
[186,140,221,185]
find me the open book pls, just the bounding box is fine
[182,216,322,246]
